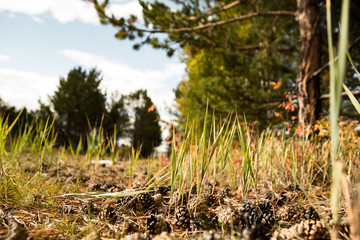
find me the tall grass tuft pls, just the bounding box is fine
[0,110,23,168]
[326,0,350,237]
[236,117,255,196]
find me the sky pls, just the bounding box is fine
[0,0,186,125]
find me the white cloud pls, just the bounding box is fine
[0,50,184,122]
[107,1,142,21]
[0,0,142,25]
[0,54,10,62]
[59,49,185,121]
[32,16,43,23]
[0,68,58,110]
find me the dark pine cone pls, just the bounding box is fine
[174,205,191,230]
[285,184,301,192]
[138,192,154,209]
[240,223,271,240]
[195,212,219,230]
[147,214,158,234]
[301,206,320,220]
[155,185,171,196]
[146,214,168,235]
[239,200,275,230]
[99,203,116,223]
[277,204,303,223]
[218,187,231,199]
[263,192,276,201]
[276,191,292,206]
[117,196,136,210]
[204,191,218,206]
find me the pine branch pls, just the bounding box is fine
[188,0,242,21]
[94,5,296,34]
[145,11,295,33]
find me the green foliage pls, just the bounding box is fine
[90,0,299,127]
[104,92,130,140]
[46,67,130,150]
[50,67,106,147]
[127,89,161,158]
[0,97,36,137]
[91,0,360,128]
[175,44,296,128]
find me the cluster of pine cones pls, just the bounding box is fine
[81,184,349,239]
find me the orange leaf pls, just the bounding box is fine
[275,112,283,118]
[147,104,155,112]
[271,81,281,90]
[275,82,281,90]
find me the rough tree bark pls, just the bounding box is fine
[296,0,322,125]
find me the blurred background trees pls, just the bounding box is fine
[0,66,162,157]
[90,0,360,128]
[128,89,162,158]
[50,67,106,147]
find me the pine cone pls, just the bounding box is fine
[301,206,320,221]
[173,205,191,230]
[190,218,199,231]
[271,219,328,240]
[239,224,270,240]
[189,193,215,212]
[152,193,164,207]
[263,192,276,201]
[138,192,154,210]
[170,191,190,206]
[206,192,218,206]
[216,205,240,227]
[194,212,219,230]
[238,200,274,229]
[117,196,136,210]
[146,214,168,235]
[276,191,292,206]
[155,185,171,196]
[277,204,303,222]
[99,203,116,223]
[218,187,231,203]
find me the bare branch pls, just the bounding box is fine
[319,90,360,100]
[310,36,360,80]
[233,43,295,52]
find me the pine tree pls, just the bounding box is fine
[50,67,106,147]
[128,89,161,158]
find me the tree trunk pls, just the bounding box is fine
[296,0,322,125]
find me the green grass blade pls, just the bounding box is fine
[343,83,360,114]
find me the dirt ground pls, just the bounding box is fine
[0,160,350,240]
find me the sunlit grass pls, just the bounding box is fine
[1,106,360,236]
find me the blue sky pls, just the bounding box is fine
[0,0,185,124]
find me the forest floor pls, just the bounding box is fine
[0,156,351,240]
